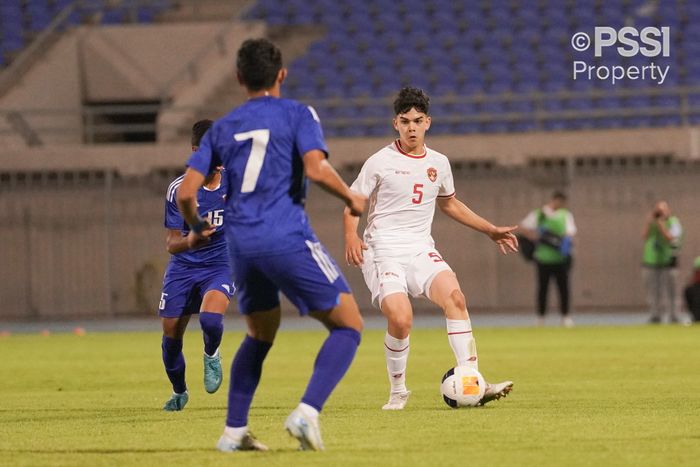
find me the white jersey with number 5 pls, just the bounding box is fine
[350,140,455,260]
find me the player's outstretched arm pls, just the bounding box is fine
[343,208,368,266]
[303,150,367,216]
[437,196,519,255]
[176,167,216,249]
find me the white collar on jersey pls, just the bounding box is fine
[394,139,427,158]
[202,183,221,192]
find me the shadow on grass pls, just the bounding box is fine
[0,406,236,424]
[0,447,301,454]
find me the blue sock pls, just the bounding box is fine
[162,336,187,394]
[226,335,272,427]
[301,327,361,412]
[199,311,224,356]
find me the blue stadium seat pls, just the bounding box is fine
[596,97,622,110]
[624,96,652,109]
[654,96,680,108]
[511,121,537,132]
[651,116,681,127]
[52,0,74,14]
[240,0,690,135]
[543,120,568,131]
[136,7,157,23]
[509,100,535,113]
[102,8,127,24]
[482,121,510,133]
[453,122,481,134]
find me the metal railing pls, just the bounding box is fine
[1,85,699,145]
[306,84,700,130]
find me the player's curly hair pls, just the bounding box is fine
[393,86,430,115]
[191,119,213,147]
[236,38,283,92]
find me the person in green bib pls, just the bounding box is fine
[521,191,577,327]
[642,200,683,324]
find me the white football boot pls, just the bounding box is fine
[479,381,513,406]
[382,390,411,410]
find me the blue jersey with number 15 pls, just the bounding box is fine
[187,96,328,257]
[164,174,229,267]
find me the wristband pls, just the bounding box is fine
[190,218,208,235]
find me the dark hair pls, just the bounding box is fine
[393,86,430,115]
[191,119,213,147]
[552,190,567,201]
[236,38,283,92]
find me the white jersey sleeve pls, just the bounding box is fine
[350,155,380,197]
[438,159,455,198]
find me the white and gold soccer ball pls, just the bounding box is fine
[440,366,485,408]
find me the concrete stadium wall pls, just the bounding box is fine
[0,21,265,146]
[0,30,83,147]
[0,148,698,319]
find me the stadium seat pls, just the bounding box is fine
[243,0,687,135]
[102,8,127,25]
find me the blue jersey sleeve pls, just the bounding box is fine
[295,105,328,158]
[187,126,222,176]
[164,196,184,230]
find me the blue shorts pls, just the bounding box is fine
[159,262,234,318]
[234,240,350,315]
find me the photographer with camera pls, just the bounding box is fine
[521,191,577,327]
[642,200,683,324]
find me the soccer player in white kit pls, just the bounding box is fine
[344,87,518,410]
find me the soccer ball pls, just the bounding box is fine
[440,366,486,408]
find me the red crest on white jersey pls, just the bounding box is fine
[427,167,437,182]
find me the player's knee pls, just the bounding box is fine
[248,328,277,343]
[246,321,279,343]
[390,314,413,335]
[447,289,467,311]
[352,315,364,333]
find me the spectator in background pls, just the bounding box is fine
[642,201,683,324]
[683,256,700,323]
[520,191,577,327]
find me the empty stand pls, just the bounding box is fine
[0,0,174,66]
[246,0,700,136]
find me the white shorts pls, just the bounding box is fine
[361,246,453,309]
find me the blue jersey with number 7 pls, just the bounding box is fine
[187,96,328,257]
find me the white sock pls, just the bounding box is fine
[446,318,478,370]
[205,348,219,358]
[224,425,248,441]
[384,333,409,394]
[298,402,319,419]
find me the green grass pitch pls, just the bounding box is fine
[1,325,699,466]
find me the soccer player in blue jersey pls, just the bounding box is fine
[177,39,367,451]
[159,119,233,411]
